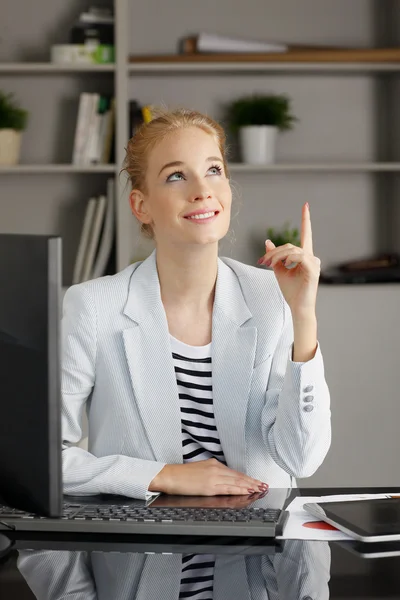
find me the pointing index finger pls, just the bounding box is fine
[301,202,313,254]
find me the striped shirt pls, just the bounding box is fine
[170,335,226,600]
[170,335,226,465]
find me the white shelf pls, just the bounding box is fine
[0,63,115,73]
[229,162,400,173]
[128,61,400,74]
[0,164,116,174]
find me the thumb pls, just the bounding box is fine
[265,239,276,251]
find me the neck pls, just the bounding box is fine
[155,243,218,311]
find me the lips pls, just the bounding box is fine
[185,210,219,221]
[184,206,220,219]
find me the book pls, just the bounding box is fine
[78,6,114,25]
[142,105,153,123]
[72,197,98,284]
[91,178,115,279]
[86,95,105,164]
[80,195,107,282]
[72,93,93,164]
[129,99,144,138]
[100,97,115,163]
[180,32,289,54]
[178,33,346,54]
[82,93,100,164]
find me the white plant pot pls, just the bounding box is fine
[239,125,278,165]
[0,129,22,165]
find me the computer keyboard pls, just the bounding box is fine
[1,502,282,524]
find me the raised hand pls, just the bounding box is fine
[257,202,321,319]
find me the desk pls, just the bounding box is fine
[1,487,400,599]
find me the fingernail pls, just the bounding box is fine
[248,488,255,494]
[306,202,310,209]
[265,259,272,267]
[265,239,271,245]
[257,257,264,265]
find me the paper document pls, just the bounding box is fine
[277,492,400,541]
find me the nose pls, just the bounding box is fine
[190,186,212,202]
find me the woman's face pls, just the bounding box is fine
[132,126,232,248]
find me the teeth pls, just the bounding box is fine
[187,211,216,220]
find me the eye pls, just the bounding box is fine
[166,171,184,182]
[208,164,223,176]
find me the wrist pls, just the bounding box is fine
[291,311,317,326]
[148,465,169,493]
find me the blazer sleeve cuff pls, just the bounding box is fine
[283,340,329,411]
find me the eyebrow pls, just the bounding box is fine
[158,156,223,176]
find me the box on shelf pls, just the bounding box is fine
[50,43,114,64]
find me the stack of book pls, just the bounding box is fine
[72,178,115,284]
[72,93,115,165]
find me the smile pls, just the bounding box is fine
[184,211,219,222]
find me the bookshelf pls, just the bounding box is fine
[1,0,400,281]
[0,0,398,490]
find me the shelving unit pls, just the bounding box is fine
[1,0,399,490]
[1,0,400,281]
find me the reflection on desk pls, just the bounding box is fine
[16,540,330,600]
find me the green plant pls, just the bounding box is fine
[266,221,300,247]
[225,93,297,132]
[0,91,28,130]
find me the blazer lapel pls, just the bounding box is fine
[212,259,257,474]
[122,251,183,464]
[121,252,257,470]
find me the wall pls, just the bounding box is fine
[1,0,399,486]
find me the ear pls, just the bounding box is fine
[129,189,152,225]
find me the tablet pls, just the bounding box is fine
[339,539,400,559]
[303,498,400,542]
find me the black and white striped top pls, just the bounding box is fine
[170,335,226,600]
[170,335,226,465]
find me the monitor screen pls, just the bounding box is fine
[0,234,62,517]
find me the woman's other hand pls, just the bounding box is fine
[148,458,268,496]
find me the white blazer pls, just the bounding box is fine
[61,250,331,500]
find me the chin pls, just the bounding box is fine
[194,229,228,245]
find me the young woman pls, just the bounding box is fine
[61,108,331,500]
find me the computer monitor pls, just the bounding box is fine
[0,234,62,517]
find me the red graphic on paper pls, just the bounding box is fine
[303,521,338,531]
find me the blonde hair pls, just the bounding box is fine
[121,107,230,239]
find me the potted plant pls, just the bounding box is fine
[256,221,300,268]
[225,93,297,165]
[265,221,300,248]
[0,91,28,165]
